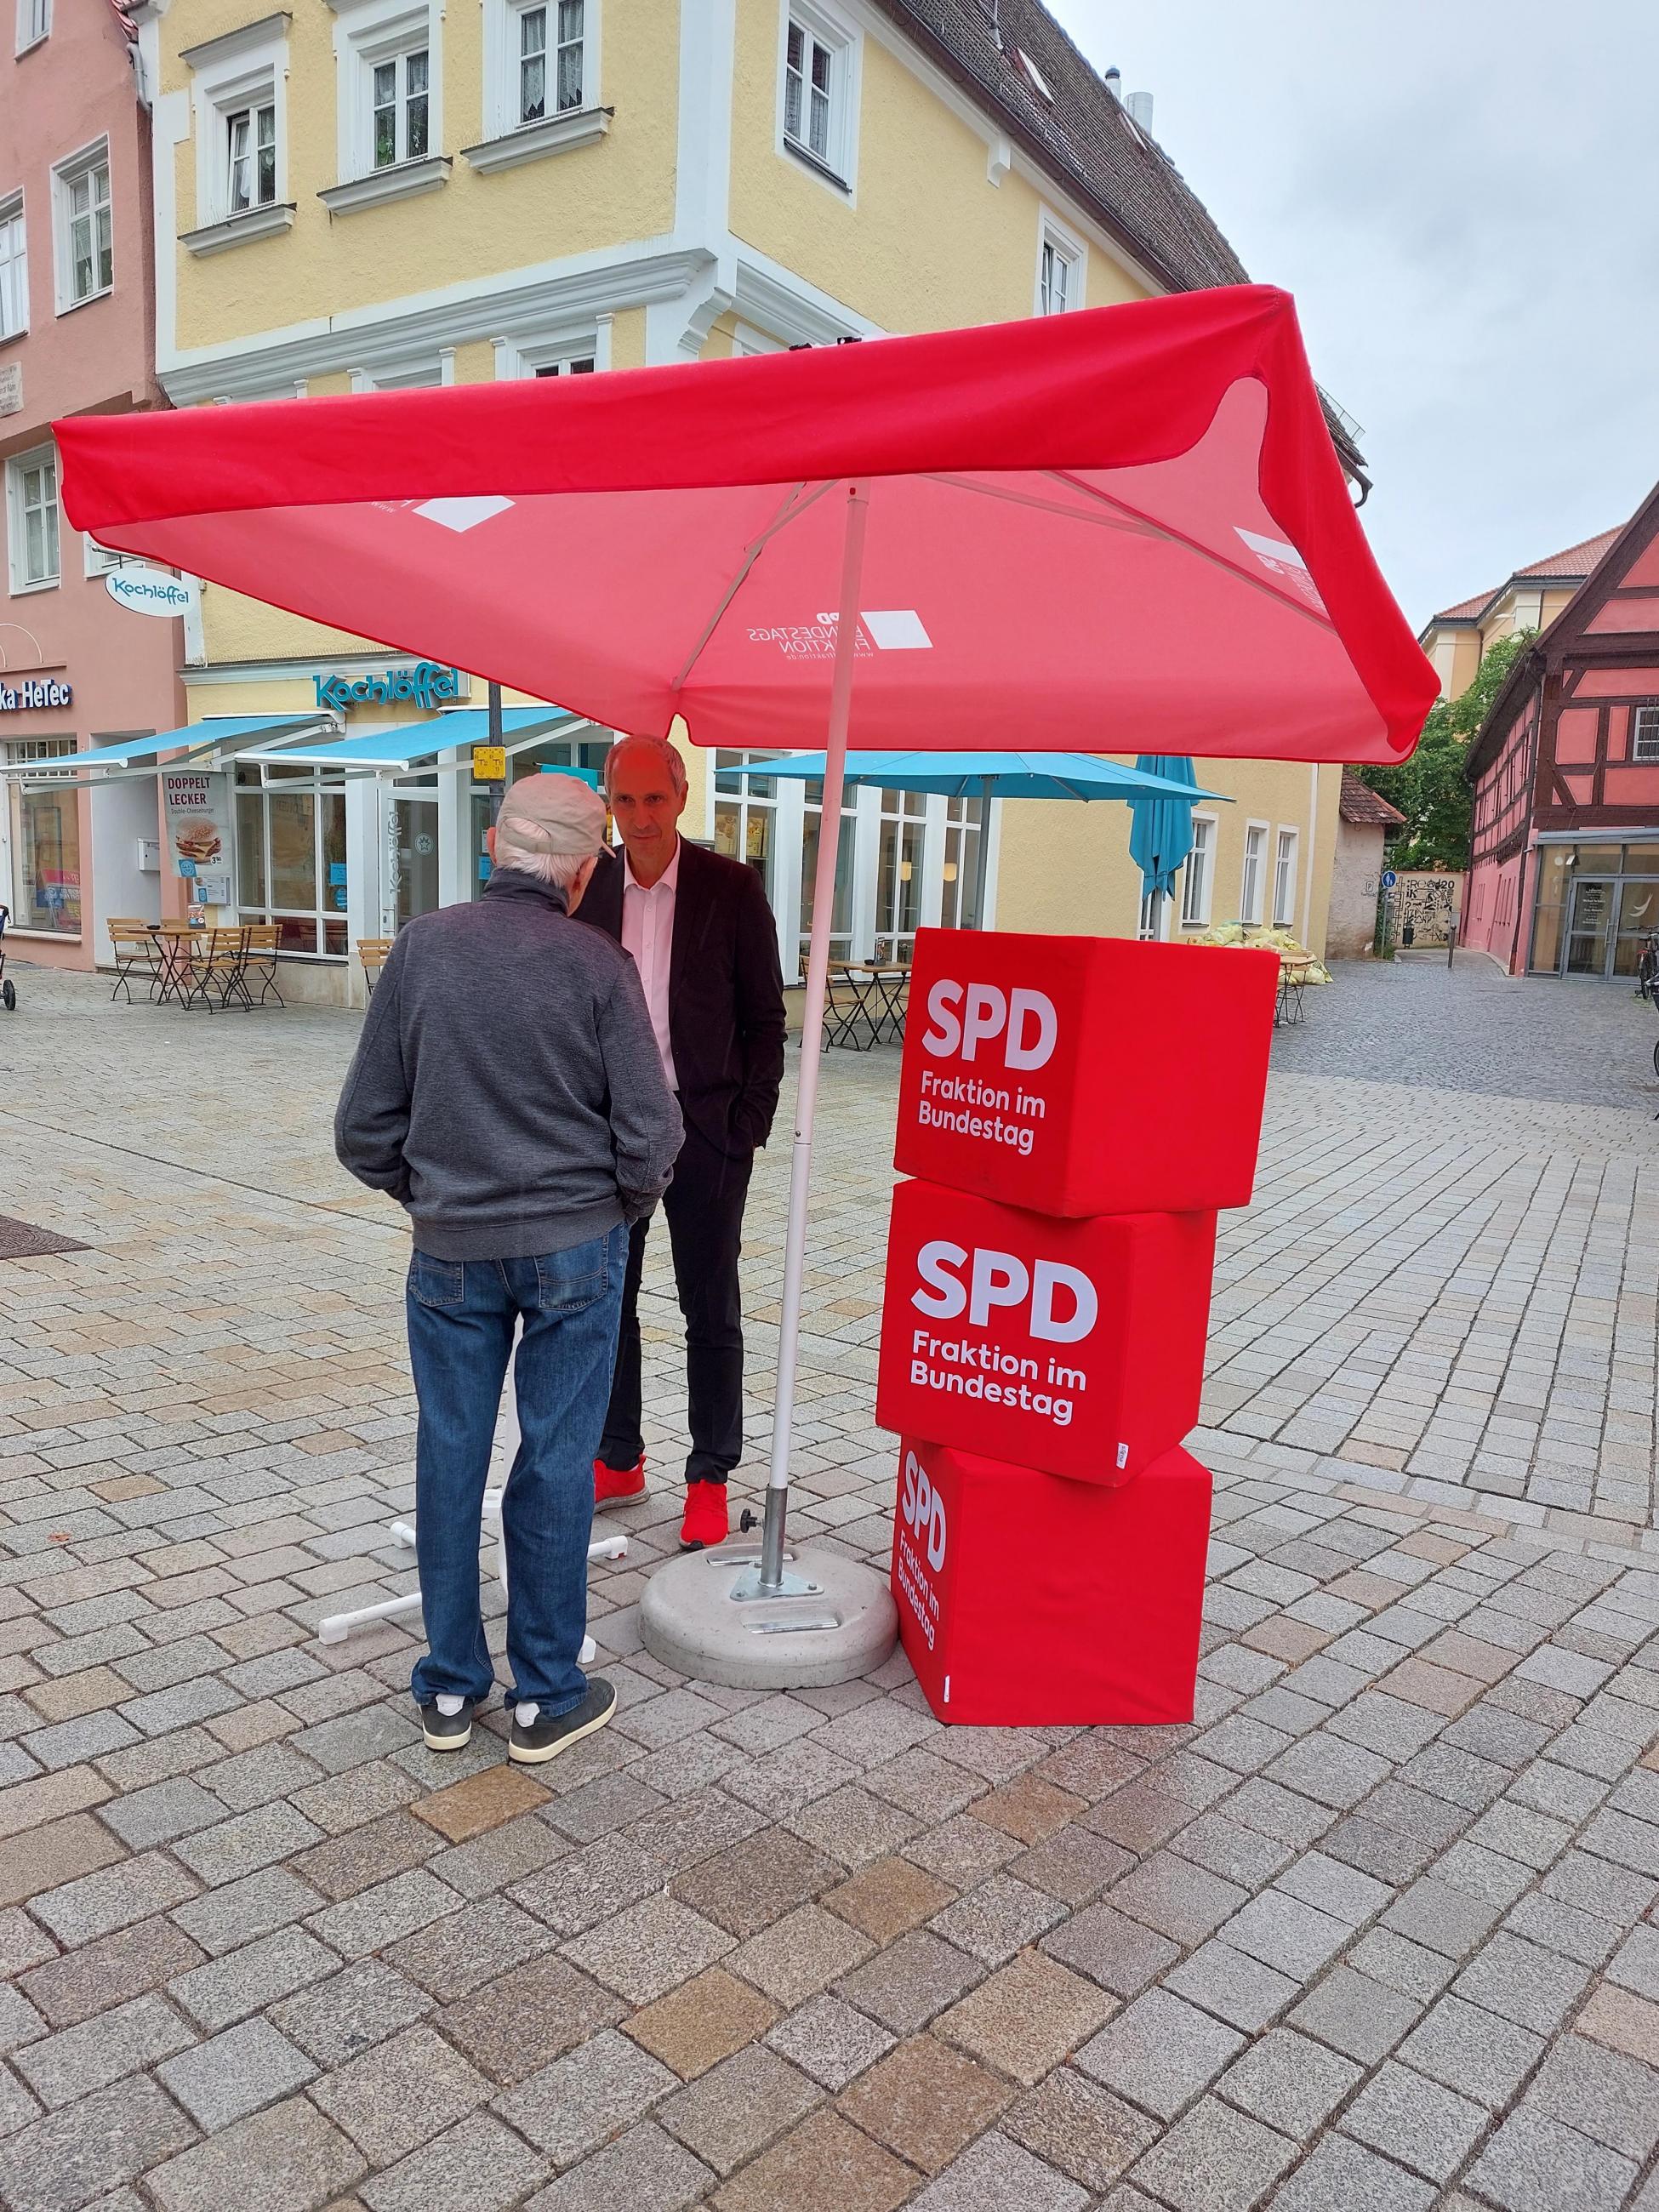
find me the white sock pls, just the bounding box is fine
[516,1701,540,1727]
[435,1694,465,1717]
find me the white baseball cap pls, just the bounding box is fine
[493,772,607,871]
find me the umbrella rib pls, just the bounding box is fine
[921,475,1160,538]
[670,478,841,697]
[1045,471,1337,632]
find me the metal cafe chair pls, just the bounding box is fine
[180,926,255,1013]
[107,918,162,1003]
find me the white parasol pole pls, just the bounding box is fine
[757,479,869,1594]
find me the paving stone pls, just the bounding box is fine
[156,2016,316,2129]
[94,1776,224,1850]
[1525,2031,1659,2163]
[670,1827,842,1938]
[0,1815,127,1909]
[1010,1822,1135,1904]
[903,1812,1022,1888]
[766,1995,897,2090]
[562,1895,734,2006]
[494,2027,677,2164]
[21,1914,208,2029]
[408,1762,551,1844]
[1341,2058,1485,2183]
[1287,1966,1421,2065]
[360,2111,549,2212]
[707,2107,915,2212]
[271,1960,436,2067]
[168,1927,339,2032]
[834,1929,983,2036]
[145,2093,365,2212]
[1576,1981,1659,2067]
[1378,1875,1504,1958]
[1223,1888,1352,1977]
[306,1868,461,1960]
[383,1893,551,2000]
[510,1834,664,1937]
[171,1800,323,1887]
[659,2044,821,2176]
[1163,1937,1300,2033]
[1126,2092,1298,2211]
[1451,1930,1591,2034]
[837,2032,1011,2175]
[1396,1993,1546,2107]
[905,2129,1087,2212]
[309,2022,492,2166]
[1077,1987,1246,2120]
[1040,1899,1181,1997]
[1462,2108,1638,2212]
[0,2074,197,2212]
[1002,2065,1159,2192]
[172,1867,325,1958]
[624,1964,778,2082]
[0,1983,48,2057]
[726,1901,875,2006]
[1266,2133,1436,2212]
[1213,2026,1362,2138]
[14,1992,196,2109]
[439,1953,626,2084]
[825,1856,955,1941]
[290,1814,443,1903]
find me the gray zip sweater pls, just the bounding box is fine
[334,869,683,1260]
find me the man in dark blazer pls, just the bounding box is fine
[579,735,788,1549]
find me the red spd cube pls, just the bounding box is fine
[876,1177,1214,1485]
[891,1436,1212,1725]
[895,927,1279,1217]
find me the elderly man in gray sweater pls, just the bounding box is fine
[336,772,681,1765]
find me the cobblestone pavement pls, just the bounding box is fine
[0,961,1657,2211]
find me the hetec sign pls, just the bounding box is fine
[890,1436,1213,1725]
[875,1177,1215,1484]
[895,927,1280,1217]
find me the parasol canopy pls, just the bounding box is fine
[1129,754,1206,901]
[56,287,1434,767]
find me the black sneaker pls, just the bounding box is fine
[509,1678,617,1765]
[417,1698,474,1751]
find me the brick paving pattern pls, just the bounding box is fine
[0,955,1655,2209]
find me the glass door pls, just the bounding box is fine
[1613,878,1659,979]
[1564,877,1615,977]
[393,795,440,926]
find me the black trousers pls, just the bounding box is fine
[598,1125,753,1485]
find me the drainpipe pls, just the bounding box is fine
[1300,762,1319,950]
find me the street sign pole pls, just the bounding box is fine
[487,680,505,827]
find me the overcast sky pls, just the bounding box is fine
[1051,1,1659,630]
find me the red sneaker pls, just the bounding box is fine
[594,1457,646,1505]
[679,1484,730,1551]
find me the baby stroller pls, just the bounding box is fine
[0,905,14,1011]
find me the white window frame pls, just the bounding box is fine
[50,140,112,313]
[1179,812,1216,926]
[14,0,48,56]
[482,0,598,139]
[776,0,860,195]
[6,442,60,593]
[1271,826,1298,926]
[1632,705,1659,764]
[1035,210,1085,317]
[491,323,607,379]
[0,191,26,341]
[1240,820,1268,926]
[83,537,150,578]
[328,0,443,191]
[181,16,293,248]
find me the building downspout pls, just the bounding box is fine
[1300,762,1319,951]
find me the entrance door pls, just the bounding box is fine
[393,796,440,926]
[1564,877,1615,976]
[1613,878,1659,980]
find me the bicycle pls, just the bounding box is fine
[1638,932,1659,1003]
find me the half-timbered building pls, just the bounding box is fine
[1464,485,1659,978]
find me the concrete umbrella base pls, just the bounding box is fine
[639,1542,899,1690]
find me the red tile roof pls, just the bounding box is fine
[1431,526,1625,624]
[1339,771,1406,828]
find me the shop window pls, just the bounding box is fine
[6,738,80,934]
[6,443,60,591]
[781,2,858,189]
[1272,827,1298,926]
[1239,823,1267,926]
[1179,815,1215,926]
[940,793,984,930]
[0,194,26,340]
[235,763,349,955]
[51,140,111,310]
[715,750,778,899]
[873,786,928,963]
[799,774,857,972]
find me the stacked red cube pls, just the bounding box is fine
[875,928,1279,1726]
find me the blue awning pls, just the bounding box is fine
[247,706,584,772]
[0,715,326,777]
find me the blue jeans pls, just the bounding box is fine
[405,1229,626,1719]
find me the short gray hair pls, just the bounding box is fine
[493,846,590,891]
[603,733,687,799]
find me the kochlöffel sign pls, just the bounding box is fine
[105,567,200,619]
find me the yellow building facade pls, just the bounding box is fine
[1418,526,1624,702]
[137,0,1350,997]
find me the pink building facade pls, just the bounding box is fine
[1,0,183,970]
[1465,485,1659,979]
